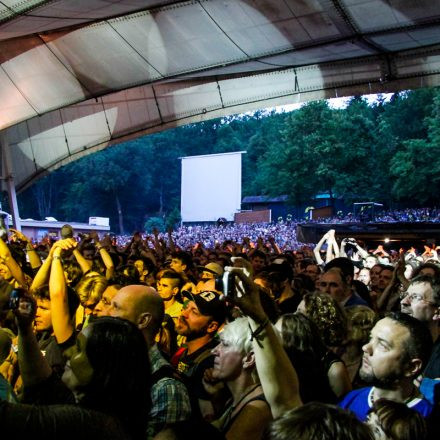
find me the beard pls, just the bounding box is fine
[359,363,404,390]
[175,316,210,341]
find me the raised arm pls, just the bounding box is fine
[29,247,54,295]
[49,241,75,343]
[268,236,281,255]
[313,231,329,266]
[339,238,348,258]
[152,228,164,260]
[72,244,93,274]
[326,229,339,263]
[0,237,27,288]
[90,232,114,280]
[167,228,176,254]
[355,241,370,259]
[372,244,389,257]
[9,229,41,270]
[227,268,302,418]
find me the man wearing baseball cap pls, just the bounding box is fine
[171,290,227,416]
[196,262,224,293]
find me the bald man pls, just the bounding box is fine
[107,285,163,345]
[106,285,191,439]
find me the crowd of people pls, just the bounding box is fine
[308,207,440,224]
[114,209,440,250]
[0,223,439,439]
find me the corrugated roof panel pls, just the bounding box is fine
[0,0,44,21]
[60,99,112,154]
[370,27,440,51]
[25,112,70,169]
[305,59,384,89]
[31,0,152,19]
[111,4,246,76]
[343,0,440,32]
[387,0,440,22]
[155,80,223,122]
[7,122,38,185]
[343,0,406,31]
[261,41,375,66]
[43,22,162,94]
[0,0,174,40]
[0,67,37,128]
[204,0,304,54]
[0,0,438,191]
[0,36,86,114]
[102,86,161,137]
[219,70,297,107]
[178,60,273,77]
[394,49,440,78]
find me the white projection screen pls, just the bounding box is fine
[181,152,245,223]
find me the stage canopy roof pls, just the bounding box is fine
[1,0,440,191]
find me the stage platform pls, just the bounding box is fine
[296,222,440,246]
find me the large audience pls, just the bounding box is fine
[114,207,440,250]
[307,207,440,224]
[0,220,439,439]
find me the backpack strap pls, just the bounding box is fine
[170,346,187,368]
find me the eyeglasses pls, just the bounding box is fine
[401,292,436,306]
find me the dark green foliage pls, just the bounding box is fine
[144,217,166,233]
[18,87,440,231]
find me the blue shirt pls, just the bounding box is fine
[339,387,433,421]
[344,292,369,308]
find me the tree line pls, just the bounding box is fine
[16,87,440,233]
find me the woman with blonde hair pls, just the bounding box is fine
[74,271,108,329]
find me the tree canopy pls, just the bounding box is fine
[15,87,440,232]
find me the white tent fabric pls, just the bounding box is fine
[1,0,440,190]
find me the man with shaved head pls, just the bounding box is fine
[108,285,164,344]
[106,285,191,439]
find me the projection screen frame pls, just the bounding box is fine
[180,151,246,223]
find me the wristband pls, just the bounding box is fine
[249,317,270,348]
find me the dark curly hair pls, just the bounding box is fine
[302,292,348,347]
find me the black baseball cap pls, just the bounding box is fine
[182,290,227,325]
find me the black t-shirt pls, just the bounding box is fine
[174,337,218,401]
[37,332,66,377]
[278,295,301,315]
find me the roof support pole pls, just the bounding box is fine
[0,131,21,231]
